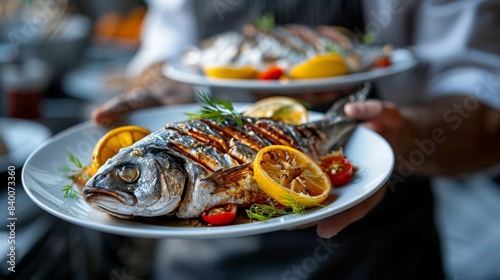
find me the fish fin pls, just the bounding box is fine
[202,163,252,188]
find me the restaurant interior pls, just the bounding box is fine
[1,0,499,279]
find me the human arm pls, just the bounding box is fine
[92,62,194,127]
[314,94,500,239]
[346,97,500,176]
[315,0,500,238]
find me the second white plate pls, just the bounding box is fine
[163,48,417,93]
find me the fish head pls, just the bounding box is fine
[83,146,185,218]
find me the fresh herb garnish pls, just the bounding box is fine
[272,104,294,118]
[186,92,243,127]
[60,152,90,199]
[246,195,325,222]
[326,43,342,54]
[254,13,275,31]
[246,203,290,222]
[362,31,376,45]
[62,184,81,199]
[68,152,83,169]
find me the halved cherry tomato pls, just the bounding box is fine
[258,66,285,80]
[374,56,391,68]
[320,156,353,187]
[201,204,237,226]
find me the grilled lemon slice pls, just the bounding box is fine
[91,125,151,172]
[253,145,332,207]
[243,96,308,125]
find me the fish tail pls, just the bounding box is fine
[324,82,371,119]
[315,82,372,153]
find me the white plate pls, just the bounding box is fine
[163,48,417,93]
[62,61,129,102]
[22,104,394,239]
[0,118,51,169]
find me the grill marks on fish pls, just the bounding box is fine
[284,25,324,53]
[201,119,268,152]
[165,122,232,172]
[316,25,353,50]
[166,142,219,172]
[250,25,308,56]
[295,124,327,159]
[162,118,324,174]
[246,120,299,148]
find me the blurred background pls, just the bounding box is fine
[0,0,146,127]
[0,1,157,279]
[1,1,499,280]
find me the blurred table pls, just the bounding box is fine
[0,94,158,279]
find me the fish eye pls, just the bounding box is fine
[116,164,140,183]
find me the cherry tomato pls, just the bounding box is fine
[374,56,391,68]
[201,204,237,226]
[321,157,353,186]
[258,66,285,80]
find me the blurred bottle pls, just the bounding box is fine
[0,43,17,117]
[1,58,51,119]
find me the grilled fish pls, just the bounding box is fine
[183,24,391,74]
[83,84,370,219]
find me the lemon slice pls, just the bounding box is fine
[243,96,308,125]
[253,145,332,207]
[290,53,349,79]
[204,66,258,79]
[91,125,151,172]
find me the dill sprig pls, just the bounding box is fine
[186,92,243,127]
[61,184,80,199]
[246,194,325,222]
[60,152,89,199]
[246,203,291,222]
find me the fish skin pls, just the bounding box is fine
[83,84,370,219]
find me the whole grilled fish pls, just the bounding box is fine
[83,84,370,219]
[183,23,391,74]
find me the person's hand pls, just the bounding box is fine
[344,99,416,154]
[315,99,411,238]
[92,62,195,127]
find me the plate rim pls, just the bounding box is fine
[22,106,394,239]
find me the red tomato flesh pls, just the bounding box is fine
[374,56,391,68]
[321,157,354,186]
[258,66,285,80]
[201,204,237,226]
